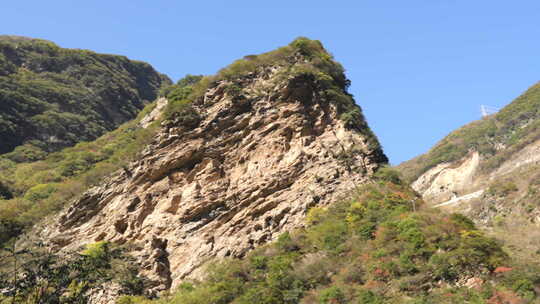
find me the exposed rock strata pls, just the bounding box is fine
[411,151,480,204]
[411,140,540,207]
[38,64,386,293]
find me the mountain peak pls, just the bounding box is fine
[35,40,387,293]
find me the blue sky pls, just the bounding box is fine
[2,1,539,164]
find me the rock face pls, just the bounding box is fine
[138,97,169,128]
[411,151,480,204]
[39,58,386,294]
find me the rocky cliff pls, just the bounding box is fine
[36,39,387,294]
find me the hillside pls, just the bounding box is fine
[119,178,540,304]
[1,39,539,304]
[399,82,540,183]
[31,37,387,294]
[397,82,540,269]
[0,35,170,158]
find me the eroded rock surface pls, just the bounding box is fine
[411,151,480,203]
[38,64,386,293]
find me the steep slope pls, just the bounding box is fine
[0,98,166,245]
[34,38,387,294]
[0,35,170,158]
[398,82,540,261]
[120,179,540,304]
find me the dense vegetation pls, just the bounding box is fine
[399,82,540,181]
[118,172,539,304]
[0,35,170,157]
[0,241,144,303]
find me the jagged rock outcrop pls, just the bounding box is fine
[37,47,386,296]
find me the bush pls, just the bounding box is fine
[487,180,518,197]
[356,289,384,304]
[307,219,348,253]
[81,241,110,261]
[512,279,536,300]
[374,166,402,184]
[276,232,300,252]
[318,286,346,304]
[23,183,56,202]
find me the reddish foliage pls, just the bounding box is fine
[494,266,513,274]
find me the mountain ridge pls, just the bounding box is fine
[1,38,539,304]
[0,36,171,157]
[397,81,540,273]
[25,38,387,297]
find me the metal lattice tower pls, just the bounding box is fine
[480,105,499,118]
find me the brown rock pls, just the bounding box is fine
[38,63,386,292]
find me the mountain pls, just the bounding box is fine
[0,35,170,158]
[2,39,539,304]
[398,82,540,262]
[31,38,387,295]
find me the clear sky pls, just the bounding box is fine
[2,1,539,164]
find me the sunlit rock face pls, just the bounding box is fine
[38,57,386,295]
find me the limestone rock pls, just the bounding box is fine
[37,62,386,293]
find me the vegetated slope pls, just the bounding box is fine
[399,81,540,183]
[0,35,170,158]
[0,99,164,245]
[2,39,539,304]
[31,38,387,296]
[119,176,540,304]
[397,82,540,265]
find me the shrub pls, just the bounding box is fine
[81,241,110,261]
[449,213,476,230]
[276,232,300,252]
[374,166,402,184]
[487,180,518,197]
[116,296,149,304]
[307,207,327,226]
[307,219,348,253]
[356,289,384,304]
[512,279,536,300]
[23,183,56,202]
[318,286,346,304]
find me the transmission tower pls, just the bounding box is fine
[480,105,499,118]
